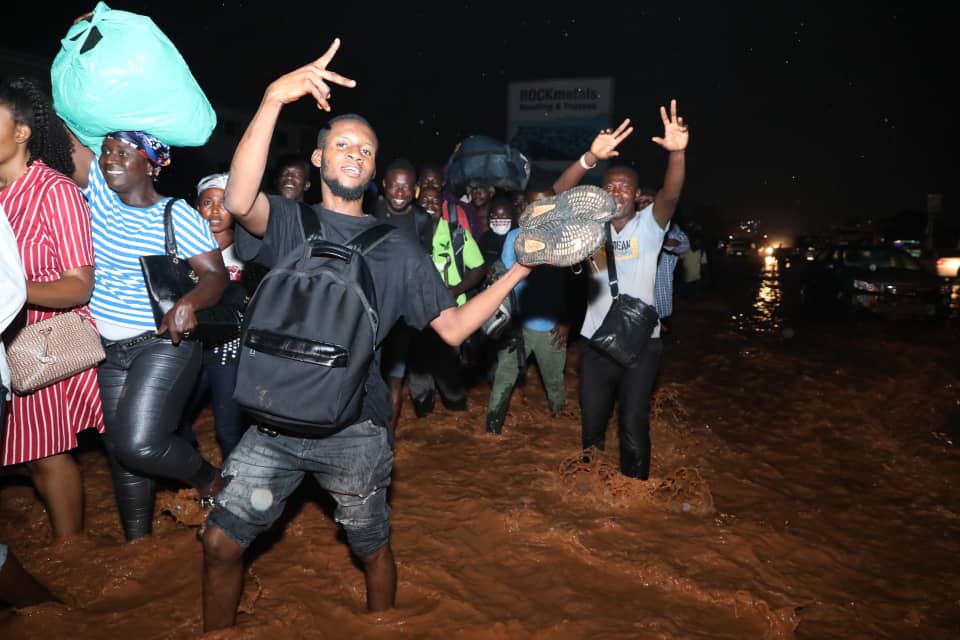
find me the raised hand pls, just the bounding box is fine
[652,99,689,152]
[264,38,357,112]
[590,118,634,161]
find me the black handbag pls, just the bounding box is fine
[589,225,659,367]
[139,198,247,344]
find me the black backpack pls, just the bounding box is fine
[232,205,394,436]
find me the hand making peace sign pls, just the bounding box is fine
[590,118,634,161]
[264,38,357,112]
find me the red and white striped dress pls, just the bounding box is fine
[0,160,104,466]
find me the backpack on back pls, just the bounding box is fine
[233,204,394,436]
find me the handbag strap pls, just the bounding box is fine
[163,198,179,258]
[604,222,620,300]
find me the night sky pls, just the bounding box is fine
[7,2,952,240]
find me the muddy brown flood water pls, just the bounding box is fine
[2,267,958,639]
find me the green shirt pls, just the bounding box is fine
[431,219,484,305]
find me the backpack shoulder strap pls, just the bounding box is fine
[444,194,466,277]
[413,206,431,253]
[348,224,395,256]
[446,194,459,228]
[296,201,324,242]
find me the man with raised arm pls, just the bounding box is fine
[201,39,532,631]
[554,102,690,481]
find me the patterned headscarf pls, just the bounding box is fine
[106,131,171,178]
[196,172,229,196]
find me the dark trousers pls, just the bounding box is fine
[407,327,467,413]
[579,338,663,479]
[98,334,215,540]
[183,357,247,459]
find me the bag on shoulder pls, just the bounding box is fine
[590,294,658,367]
[138,199,247,345]
[589,227,659,367]
[233,206,394,436]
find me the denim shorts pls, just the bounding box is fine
[207,420,393,557]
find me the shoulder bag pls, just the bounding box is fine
[588,223,660,367]
[6,311,105,395]
[139,198,248,345]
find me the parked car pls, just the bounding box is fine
[773,246,800,261]
[801,245,950,318]
[920,248,960,279]
[724,237,758,258]
[935,251,960,279]
[891,238,923,259]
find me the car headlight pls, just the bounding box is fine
[852,279,881,292]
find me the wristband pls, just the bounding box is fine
[579,153,597,170]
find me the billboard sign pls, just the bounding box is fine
[506,77,615,177]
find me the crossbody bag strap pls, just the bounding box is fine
[604,222,620,300]
[445,194,466,278]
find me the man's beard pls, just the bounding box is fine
[321,160,367,201]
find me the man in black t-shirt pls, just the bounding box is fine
[372,157,431,428]
[373,157,432,253]
[201,40,533,632]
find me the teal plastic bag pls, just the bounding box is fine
[51,2,216,151]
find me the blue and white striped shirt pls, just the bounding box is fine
[84,161,217,330]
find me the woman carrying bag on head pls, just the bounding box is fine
[67,126,229,541]
[0,77,104,540]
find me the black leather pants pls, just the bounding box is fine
[98,333,217,540]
